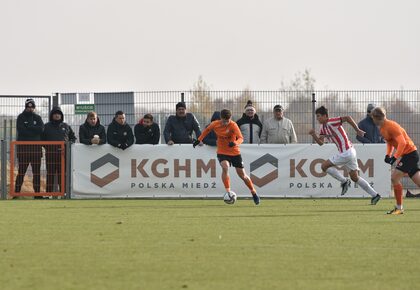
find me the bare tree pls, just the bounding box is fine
[189,76,216,126]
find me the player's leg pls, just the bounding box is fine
[220,160,231,193]
[235,167,260,205]
[409,171,420,187]
[388,169,405,214]
[347,148,380,203]
[388,152,419,214]
[235,167,256,194]
[321,159,349,195]
[407,151,420,187]
[348,169,380,204]
[321,159,347,182]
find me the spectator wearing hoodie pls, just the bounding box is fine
[15,99,44,197]
[203,111,221,146]
[134,114,160,145]
[260,105,297,144]
[79,111,106,145]
[356,103,385,144]
[42,106,76,193]
[107,110,134,150]
[164,102,202,145]
[236,100,262,144]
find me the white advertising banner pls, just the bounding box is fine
[71,144,391,198]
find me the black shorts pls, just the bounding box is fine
[396,150,420,178]
[217,154,244,168]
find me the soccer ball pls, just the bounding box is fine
[223,191,237,205]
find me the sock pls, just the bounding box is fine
[326,167,347,183]
[356,177,377,197]
[244,176,256,195]
[222,175,230,192]
[393,183,403,209]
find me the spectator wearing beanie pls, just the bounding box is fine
[163,102,202,145]
[236,100,263,144]
[15,99,44,197]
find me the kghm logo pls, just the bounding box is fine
[91,153,119,187]
[250,153,278,187]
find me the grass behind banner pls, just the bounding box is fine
[1,199,419,290]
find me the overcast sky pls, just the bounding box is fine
[0,0,419,94]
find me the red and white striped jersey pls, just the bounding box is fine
[319,117,352,153]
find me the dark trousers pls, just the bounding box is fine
[45,146,64,193]
[15,145,42,192]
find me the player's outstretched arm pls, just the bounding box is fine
[309,129,324,146]
[341,116,365,137]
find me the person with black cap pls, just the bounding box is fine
[163,102,202,145]
[236,100,263,144]
[42,106,76,193]
[260,104,297,144]
[107,110,134,150]
[15,99,44,198]
[356,103,385,144]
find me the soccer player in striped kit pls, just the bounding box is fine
[371,107,420,214]
[309,106,381,205]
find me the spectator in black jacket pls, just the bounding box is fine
[203,111,221,146]
[356,103,385,144]
[42,106,76,193]
[236,100,263,144]
[107,110,134,150]
[134,114,160,144]
[15,99,44,197]
[79,111,106,145]
[163,102,202,145]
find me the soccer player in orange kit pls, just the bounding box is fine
[193,109,260,205]
[371,107,420,214]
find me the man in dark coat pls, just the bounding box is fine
[42,106,76,193]
[79,111,106,145]
[134,114,160,145]
[203,111,221,146]
[107,110,134,150]
[356,103,385,144]
[163,102,201,145]
[15,99,44,197]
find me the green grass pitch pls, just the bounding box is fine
[1,198,420,290]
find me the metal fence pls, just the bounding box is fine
[2,91,419,145]
[53,90,420,146]
[0,90,419,197]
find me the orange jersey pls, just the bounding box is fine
[380,119,417,158]
[198,120,243,156]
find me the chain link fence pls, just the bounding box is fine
[53,90,420,146]
[1,91,419,195]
